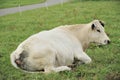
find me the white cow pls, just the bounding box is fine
[10,20,110,73]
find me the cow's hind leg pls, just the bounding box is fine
[44,66,71,73]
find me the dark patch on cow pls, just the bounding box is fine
[19,51,28,61]
[97,29,101,33]
[15,50,29,69]
[91,24,95,30]
[15,51,45,72]
[15,50,28,64]
[99,20,104,27]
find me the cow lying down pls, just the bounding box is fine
[10,20,110,73]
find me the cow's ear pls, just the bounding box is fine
[91,24,95,30]
[99,20,104,27]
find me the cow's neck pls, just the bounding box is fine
[75,27,90,51]
[65,24,91,51]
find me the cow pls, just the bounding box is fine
[10,20,110,73]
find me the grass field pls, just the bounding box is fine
[0,0,120,80]
[0,0,46,9]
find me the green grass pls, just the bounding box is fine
[0,0,46,9]
[0,1,120,80]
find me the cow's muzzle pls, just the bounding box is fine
[104,40,111,44]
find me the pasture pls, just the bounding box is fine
[0,0,120,80]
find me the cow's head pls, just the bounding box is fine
[89,20,110,45]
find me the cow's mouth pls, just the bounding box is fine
[92,42,103,45]
[90,42,106,48]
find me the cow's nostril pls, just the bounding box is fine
[107,40,110,44]
[104,40,110,44]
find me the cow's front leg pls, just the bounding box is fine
[74,52,92,64]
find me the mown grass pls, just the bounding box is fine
[0,0,120,80]
[0,0,46,9]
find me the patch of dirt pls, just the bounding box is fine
[105,72,120,80]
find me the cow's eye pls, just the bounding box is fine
[97,30,101,32]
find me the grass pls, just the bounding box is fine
[0,0,46,9]
[0,0,120,80]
